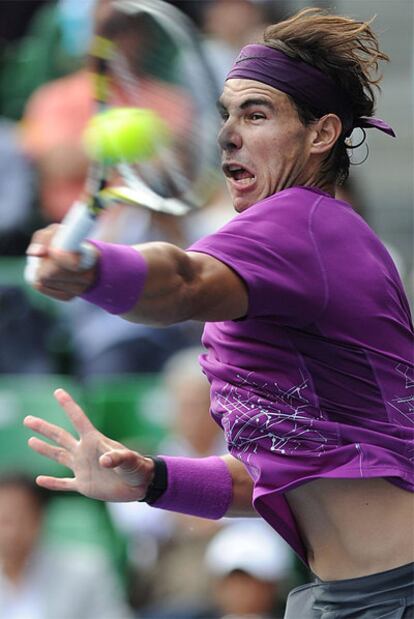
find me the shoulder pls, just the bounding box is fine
[309,190,380,248]
[222,187,332,232]
[189,187,333,256]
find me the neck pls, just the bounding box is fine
[296,168,336,197]
[311,181,336,197]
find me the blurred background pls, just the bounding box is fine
[0,1,412,617]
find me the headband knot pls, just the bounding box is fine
[226,44,395,138]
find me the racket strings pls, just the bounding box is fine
[109,48,196,198]
[98,0,221,211]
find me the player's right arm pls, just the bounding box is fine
[26,227,249,324]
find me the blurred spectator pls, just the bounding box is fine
[19,0,192,224]
[0,1,97,376]
[0,0,91,121]
[18,0,203,378]
[200,1,284,86]
[108,347,226,611]
[0,1,51,45]
[141,520,294,619]
[0,118,36,255]
[0,287,58,374]
[0,472,133,619]
[19,66,91,223]
[0,117,61,375]
[205,521,294,619]
[158,346,227,457]
[166,2,203,26]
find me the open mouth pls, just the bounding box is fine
[223,163,256,185]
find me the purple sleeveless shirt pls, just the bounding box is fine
[188,186,414,563]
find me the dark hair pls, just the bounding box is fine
[262,8,389,185]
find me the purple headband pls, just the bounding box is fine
[226,44,395,138]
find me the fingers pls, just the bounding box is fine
[26,225,97,297]
[48,246,98,273]
[26,224,60,257]
[24,415,77,450]
[100,450,154,488]
[100,449,142,470]
[53,389,95,436]
[33,273,93,300]
[36,475,75,492]
[27,436,72,468]
[33,255,96,298]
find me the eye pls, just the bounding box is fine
[249,112,266,121]
[218,110,229,124]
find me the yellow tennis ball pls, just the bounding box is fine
[83,107,170,165]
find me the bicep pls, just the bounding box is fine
[186,251,249,321]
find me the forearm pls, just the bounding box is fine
[220,454,256,517]
[144,453,255,519]
[81,240,247,325]
[79,240,188,324]
[125,242,205,325]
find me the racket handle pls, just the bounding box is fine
[52,200,97,251]
[24,201,98,285]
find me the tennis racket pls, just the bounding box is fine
[25,0,220,283]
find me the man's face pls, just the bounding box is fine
[218,79,315,212]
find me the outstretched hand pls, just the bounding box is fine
[24,389,155,502]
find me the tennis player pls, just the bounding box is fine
[25,9,413,617]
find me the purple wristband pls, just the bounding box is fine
[153,456,233,520]
[80,240,148,314]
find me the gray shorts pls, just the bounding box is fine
[284,562,414,619]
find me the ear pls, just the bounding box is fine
[309,114,343,154]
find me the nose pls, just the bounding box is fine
[217,121,242,152]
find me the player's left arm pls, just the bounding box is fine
[28,230,248,323]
